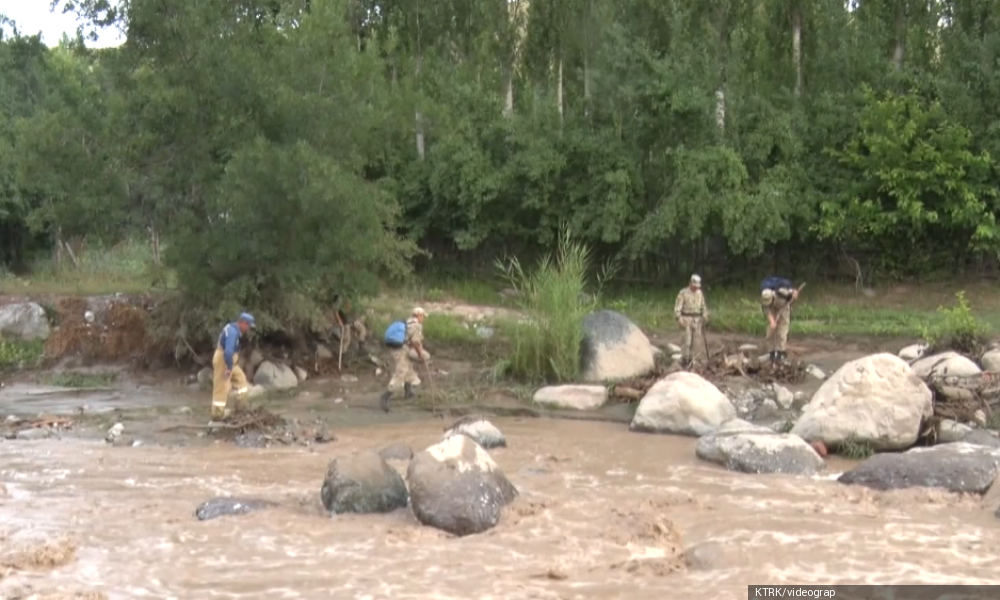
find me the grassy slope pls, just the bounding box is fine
[3,242,999,341]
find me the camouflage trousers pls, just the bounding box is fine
[388,347,431,392]
[679,316,705,362]
[765,307,791,352]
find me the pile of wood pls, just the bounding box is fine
[610,350,808,403]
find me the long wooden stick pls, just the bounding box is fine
[338,331,344,372]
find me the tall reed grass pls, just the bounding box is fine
[495,230,615,382]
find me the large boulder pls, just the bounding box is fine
[0,302,50,341]
[898,343,928,362]
[630,372,736,437]
[960,430,1000,449]
[320,451,409,515]
[790,354,932,451]
[981,349,1000,373]
[696,420,825,476]
[910,352,982,379]
[253,361,299,389]
[580,310,656,382]
[195,497,277,521]
[533,385,607,410]
[442,415,506,449]
[838,443,1000,495]
[407,435,518,536]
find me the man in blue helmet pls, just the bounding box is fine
[211,312,256,421]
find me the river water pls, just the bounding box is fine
[2,417,1000,600]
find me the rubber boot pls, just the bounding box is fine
[768,351,777,362]
[404,383,415,400]
[380,391,393,413]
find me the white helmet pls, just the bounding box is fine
[761,289,775,304]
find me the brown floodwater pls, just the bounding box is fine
[2,417,1000,600]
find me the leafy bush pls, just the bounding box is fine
[0,338,45,370]
[496,230,616,382]
[921,291,986,354]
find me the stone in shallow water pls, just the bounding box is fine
[195,497,277,521]
[838,443,1000,495]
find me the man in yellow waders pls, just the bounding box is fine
[211,312,256,421]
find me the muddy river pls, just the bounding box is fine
[3,415,1000,600]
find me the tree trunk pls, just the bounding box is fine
[557,52,564,122]
[583,52,592,117]
[415,2,425,161]
[503,69,514,118]
[792,3,803,96]
[53,228,63,271]
[715,89,726,131]
[893,1,905,70]
[150,225,161,265]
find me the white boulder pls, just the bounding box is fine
[630,372,736,437]
[0,302,50,341]
[911,352,982,379]
[791,354,933,451]
[533,385,607,410]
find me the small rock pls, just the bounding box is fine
[195,497,277,521]
[16,427,52,441]
[476,327,495,340]
[533,385,607,410]
[756,399,780,419]
[196,368,213,391]
[666,343,682,354]
[294,366,308,383]
[253,361,299,389]
[738,344,757,353]
[5,415,18,423]
[899,343,928,362]
[84,310,95,323]
[938,419,973,444]
[375,368,383,377]
[791,392,808,411]
[805,365,826,380]
[773,384,793,409]
[175,406,193,415]
[974,410,988,428]
[334,397,344,404]
[315,344,335,360]
[671,353,683,362]
[443,415,506,449]
[758,354,771,363]
[341,374,359,383]
[379,442,414,461]
[105,422,124,443]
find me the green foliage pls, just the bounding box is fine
[838,435,875,461]
[43,370,119,388]
[921,291,986,354]
[818,88,1000,272]
[0,338,45,371]
[496,230,614,382]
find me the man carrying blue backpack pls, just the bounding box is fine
[380,307,430,412]
[759,277,802,363]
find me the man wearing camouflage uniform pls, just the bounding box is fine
[380,307,431,412]
[674,274,709,367]
[760,285,799,362]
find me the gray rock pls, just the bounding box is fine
[16,427,52,441]
[294,366,308,383]
[105,422,124,443]
[195,497,277,521]
[315,344,334,360]
[838,443,1000,494]
[253,361,299,389]
[407,435,518,536]
[320,451,409,515]
[379,442,414,461]
[197,367,213,391]
[443,415,506,449]
[696,424,825,476]
[938,419,973,444]
[533,385,607,410]
[0,302,50,341]
[476,327,495,340]
[981,349,1000,372]
[756,399,781,419]
[249,349,265,369]
[666,343,682,354]
[961,430,1000,449]
[580,310,656,382]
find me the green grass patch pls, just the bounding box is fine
[602,283,1000,339]
[42,370,119,388]
[0,338,45,371]
[496,230,616,383]
[0,239,175,295]
[837,435,875,460]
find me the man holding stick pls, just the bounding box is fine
[760,277,804,363]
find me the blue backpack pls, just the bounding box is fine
[761,276,794,292]
[384,320,406,348]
